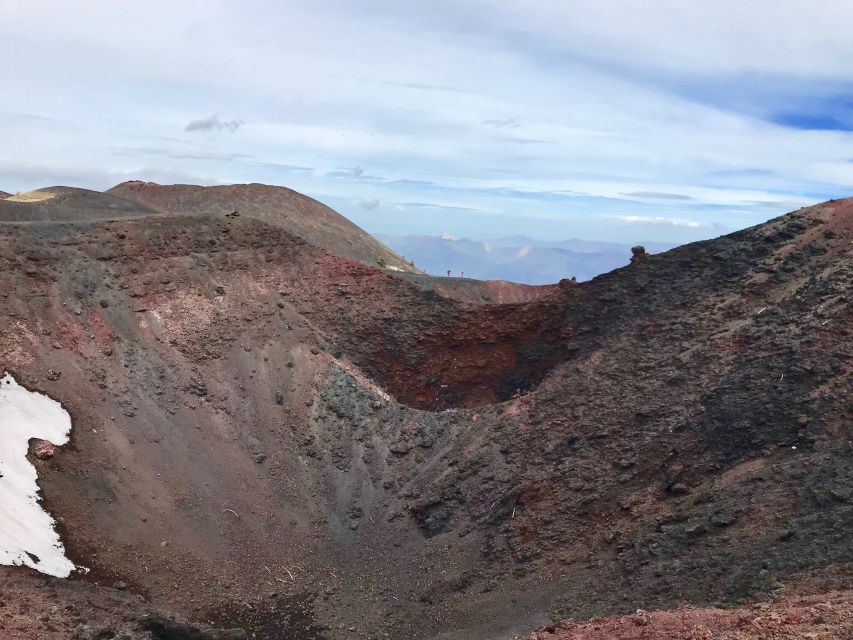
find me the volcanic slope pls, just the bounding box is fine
[0,191,850,640]
[109,180,418,273]
[0,186,160,222]
[525,590,853,640]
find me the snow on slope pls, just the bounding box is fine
[0,373,77,577]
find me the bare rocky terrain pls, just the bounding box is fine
[0,184,850,639]
[107,181,417,274]
[0,187,160,222]
[523,591,853,639]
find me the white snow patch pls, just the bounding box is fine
[0,373,78,577]
[387,265,403,271]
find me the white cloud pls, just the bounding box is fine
[357,198,381,210]
[185,115,244,133]
[483,117,521,129]
[455,0,853,78]
[617,215,703,228]
[0,1,851,243]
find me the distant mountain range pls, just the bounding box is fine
[376,233,677,284]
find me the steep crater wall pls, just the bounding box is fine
[300,265,578,410]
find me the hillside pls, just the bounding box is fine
[0,186,160,222]
[109,181,418,273]
[0,189,850,639]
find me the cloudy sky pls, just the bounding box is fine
[3,1,853,244]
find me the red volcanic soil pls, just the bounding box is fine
[524,591,853,639]
[296,253,575,409]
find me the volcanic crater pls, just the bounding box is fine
[0,183,850,640]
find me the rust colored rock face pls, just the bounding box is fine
[526,592,853,640]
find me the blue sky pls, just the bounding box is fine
[2,0,853,244]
